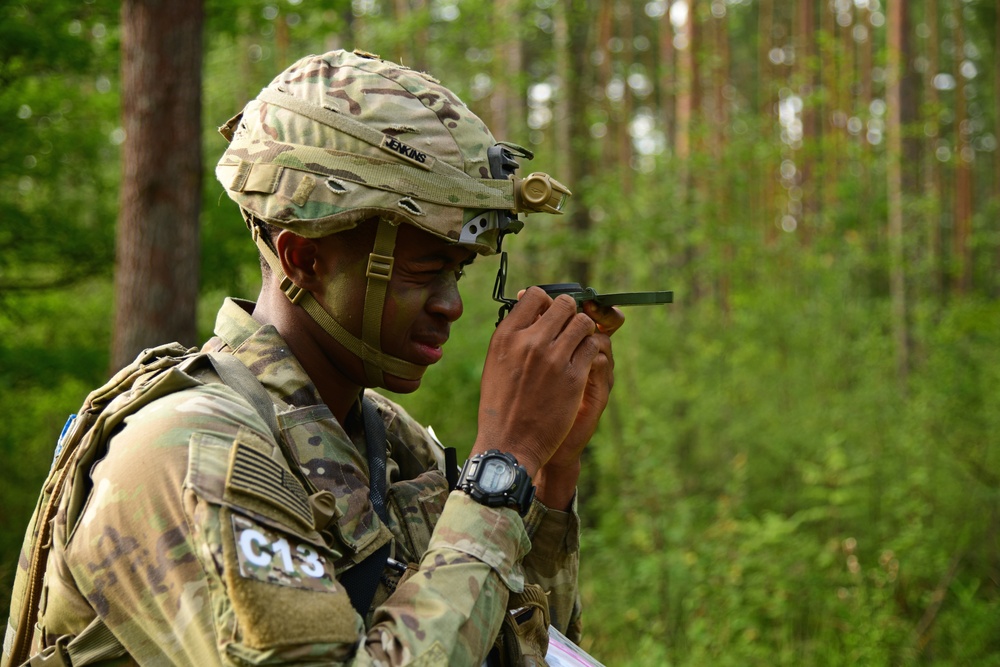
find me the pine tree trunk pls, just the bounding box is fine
[952,0,973,294]
[819,0,840,223]
[924,0,943,297]
[557,0,594,287]
[112,0,203,371]
[658,4,675,154]
[597,0,615,166]
[676,0,695,163]
[757,0,776,243]
[887,0,910,385]
[995,0,1000,296]
[617,0,634,194]
[796,0,817,241]
[492,0,524,141]
[712,5,731,313]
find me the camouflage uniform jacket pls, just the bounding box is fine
[33,298,580,666]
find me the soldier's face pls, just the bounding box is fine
[313,223,474,393]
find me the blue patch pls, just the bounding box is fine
[51,413,76,469]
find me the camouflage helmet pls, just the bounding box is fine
[215,50,570,388]
[216,49,568,256]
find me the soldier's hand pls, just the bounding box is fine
[534,300,622,508]
[582,299,625,335]
[473,287,604,477]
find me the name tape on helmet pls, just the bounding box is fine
[379,135,435,170]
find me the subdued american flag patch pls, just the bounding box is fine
[227,442,313,528]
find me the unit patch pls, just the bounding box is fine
[231,513,338,593]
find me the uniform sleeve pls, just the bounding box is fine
[366,492,531,665]
[373,394,583,645]
[521,497,582,641]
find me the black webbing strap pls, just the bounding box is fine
[206,353,282,443]
[206,353,312,496]
[338,397,391,618]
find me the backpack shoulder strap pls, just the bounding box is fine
[336,397,390,618]
[204,352,281,444]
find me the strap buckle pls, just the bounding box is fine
[279,276,306,304]
[366,253,394,281]
[26,636,70,666]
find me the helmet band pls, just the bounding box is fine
[223,88,569,215]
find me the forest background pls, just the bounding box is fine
[1,0,998,664]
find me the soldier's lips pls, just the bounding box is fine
[410,336,447,364]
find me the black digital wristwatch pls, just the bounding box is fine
[457,450,535,516]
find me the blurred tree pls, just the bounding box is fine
[491,0,524,141]
[111,0,204,371]
[951,0,973,295]
[923,0,945,297]
[887,0,911,384]
[795,0,818,240]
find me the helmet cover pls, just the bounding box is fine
[216,49,508,254]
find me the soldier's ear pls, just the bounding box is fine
[274,230,322,291]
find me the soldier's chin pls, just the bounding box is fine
[380,367,427,394]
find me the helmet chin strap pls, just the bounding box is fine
[250,215,424,388]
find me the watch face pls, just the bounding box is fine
[479,458,515,493]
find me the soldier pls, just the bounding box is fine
[6,50,623,666]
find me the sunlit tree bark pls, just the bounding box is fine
[112,0,203,371]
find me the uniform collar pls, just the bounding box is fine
[209,297,327,410]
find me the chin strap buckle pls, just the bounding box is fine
[366,253,394,281]
[279,276,306,304]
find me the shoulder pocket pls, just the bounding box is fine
[187,426,318,537]
[187,429,362,659]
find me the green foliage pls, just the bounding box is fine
[574,248,1000,665]
[0,0,120,293]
